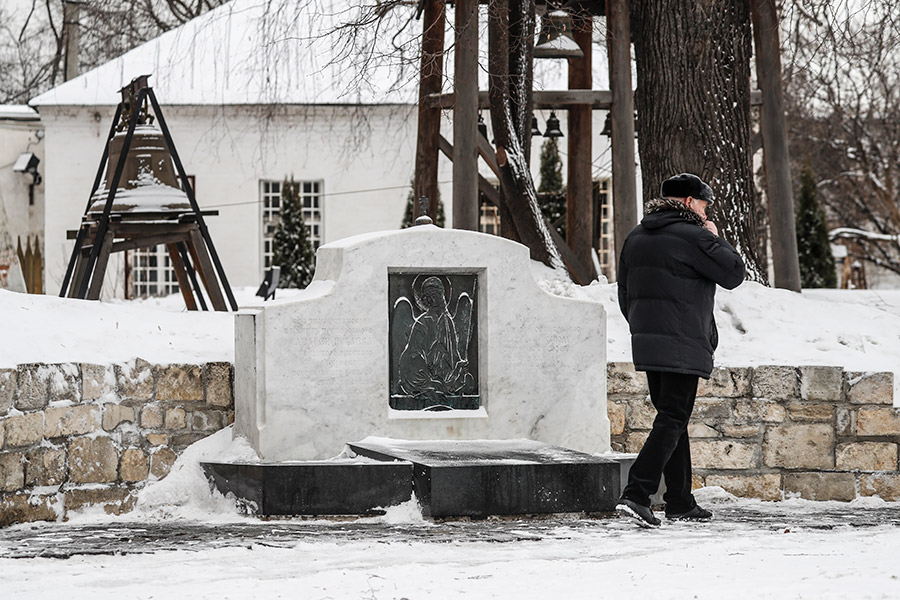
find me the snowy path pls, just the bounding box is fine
[3,501,900,599]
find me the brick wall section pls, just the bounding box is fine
[608,362,899,502]
[0,361,233,527]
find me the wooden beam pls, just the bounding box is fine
[545,216,594,285]
[476,135,500,179]
[426,89,762,110]
[414,0,445,221]
[567,15,596,280]
[86,231,115,301]
[166,243,198,311]
[607,0,638,281]
[439,135,499,211]
[187,229,228,311]
[453,0,479,230]
[752,0,801,291]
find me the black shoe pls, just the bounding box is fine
[665,505,713,521]
[616,498,661,528]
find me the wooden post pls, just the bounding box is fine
[606,0,637,281]
[752,0,801,291]
[167,243,198,311]
[567,15,596,280]
[414,0,446,221]
[63,1,81,82]
[452,0,480,230]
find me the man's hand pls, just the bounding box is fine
[704,220,719,236]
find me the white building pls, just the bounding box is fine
[30,0,613,300]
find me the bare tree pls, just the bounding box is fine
[783,0,900,277]
[0,0,229,104]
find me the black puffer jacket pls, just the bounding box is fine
[617,199,746,378]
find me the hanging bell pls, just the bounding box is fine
[544,111,564,138]
[88,122,192,215]
[531,115,543,136]
[478,114,489,139]
[534,9,584,59]
[600,113,612,137]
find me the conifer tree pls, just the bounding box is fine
[401,179,445,228]
[795,165,837,288]
[538,137,566,238]
[272,178,316,288]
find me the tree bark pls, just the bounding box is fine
[631,0,766,282]
[488,0,565,270]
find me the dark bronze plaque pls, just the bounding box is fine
[389,272,479,410]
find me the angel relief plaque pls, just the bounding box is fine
[389,272,479,410]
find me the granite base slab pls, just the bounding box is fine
[201,461,413,516]
[348,439,621,518]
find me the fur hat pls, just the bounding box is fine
[660,173,715,204]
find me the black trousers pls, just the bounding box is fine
[621,370,699,512]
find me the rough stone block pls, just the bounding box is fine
[44,405,101,438]
[763,424,834,469]
[68,437,119,483]
[0,451,25,491]
[117,359,154,401]
[628,396,655,430]
[0,493,57,527]
[171,433,209,450]
[688,423,719,438]
[836,408,852,436]
[719,424,762,438]
[836,442,898,472]
[145,433,169,446]
[0,419,4,448]
[692,440,756,470]
[799,366,843,402]
[82,363,116,401]
[150,446,177,479]
[190,409,227,432]
[751,365,799,400]
[157,364,203,402]
[120,448,150,482]
[102,404,136,431]
[697,367,752,398]
[165,407,187,430]
[608,402,625,436]
[140,405,164,429]
[607,363,648,395]
[625,431,649,453]
[15,364,49,411]
[3,412,44,448]
[705,473,782,501]
[25,447,67,486]
[610,441,625,453]
[734,399,786,423]
[847,372,894,405]
[0,368,15,416]
[692,398,733,421]
[205,362,233,408]
[64,486,136,516]
[45,363,81,403]
[856,407,900,436]
[787,403,834,423]
[784,472,856,502]
[859,473,900,501]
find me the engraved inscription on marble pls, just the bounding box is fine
[389,273,479,410]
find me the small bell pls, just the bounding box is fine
[600,113,612,137]
[478,113,489,139]
[534,10,584,59]
[531,115,543,137]
[544,111,564,138]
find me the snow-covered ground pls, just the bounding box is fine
[3,428,900,599]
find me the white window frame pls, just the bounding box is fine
[260,179,324,273]
[129,246,179,298]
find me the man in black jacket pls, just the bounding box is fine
[615,173,745,528]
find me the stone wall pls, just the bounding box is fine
[608,363,899,502]
[0,360,233,526]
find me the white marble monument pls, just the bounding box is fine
[234,226,609,460]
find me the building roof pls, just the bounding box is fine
[0,105,40,121]
[30,0,606,108]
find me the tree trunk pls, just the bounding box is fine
[488,0,565,270]
[631,0,766,282]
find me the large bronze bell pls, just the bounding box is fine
[88,123,192,215]
[534,9,584,59]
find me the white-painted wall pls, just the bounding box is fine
[38,103,614,300]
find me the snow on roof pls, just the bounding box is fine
[0,104,40,120]
[30,0,607,107]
